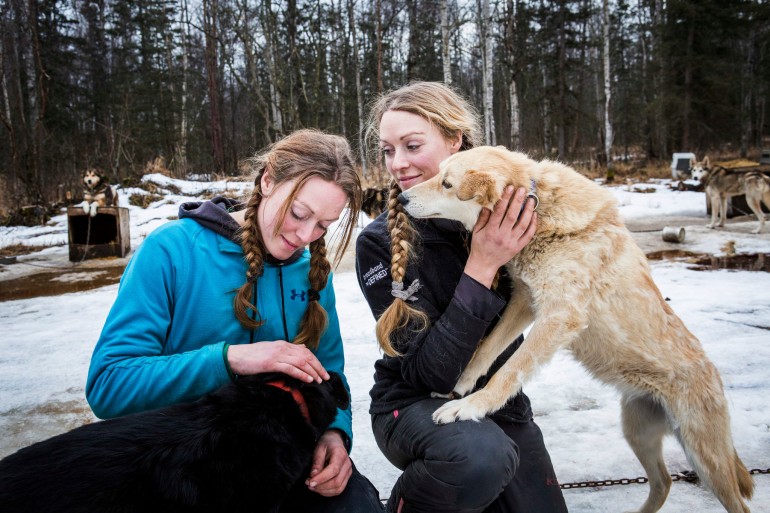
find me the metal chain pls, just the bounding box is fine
[378,468,770,503]
[559,468,770,490]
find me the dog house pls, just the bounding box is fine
[670,152,695,179]
[67,206,130,261]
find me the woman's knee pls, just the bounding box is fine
[425,426,519,509]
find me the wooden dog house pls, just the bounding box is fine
[67,206,130,261]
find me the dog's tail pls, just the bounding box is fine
[735,450,755,500]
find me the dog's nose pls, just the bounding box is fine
[397,193,409,206]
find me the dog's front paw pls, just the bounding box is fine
[432,392,494,424]
[81,202,90,215]
[89,203,98,217]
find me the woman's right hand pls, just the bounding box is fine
[227,341,330,383]
[464,185,537,288]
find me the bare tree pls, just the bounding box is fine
[602,0,613,178]
[203,0,225,174]
[441,0,452,84]
[176,0,191,175]
[503,0,521,148]
[349,0,368,178]
[478,0,495,145]
[262,0,284,136]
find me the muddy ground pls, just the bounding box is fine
[2,212,766,302]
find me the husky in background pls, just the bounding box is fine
[690,157,769,234]
[81,168,119,217]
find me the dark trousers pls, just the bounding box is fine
[372,398,568,513]
[280,461,385,512]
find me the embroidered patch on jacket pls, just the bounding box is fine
[362,261,388,287]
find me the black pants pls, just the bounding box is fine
[280,461,385,512]
[372,398,568,513]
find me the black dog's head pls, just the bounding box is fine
[233,372,349,433]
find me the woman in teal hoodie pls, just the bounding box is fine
[86,129,384,511]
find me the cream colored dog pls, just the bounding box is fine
[398,146,753,513]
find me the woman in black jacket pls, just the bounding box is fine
[355,82,568,513]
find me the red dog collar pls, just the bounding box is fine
[266,380,311,423]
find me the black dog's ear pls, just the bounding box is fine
[326,372,350,410]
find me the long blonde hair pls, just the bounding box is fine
[235,129,361,349]
[366,82,482,356]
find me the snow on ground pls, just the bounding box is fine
[1,176,769,512]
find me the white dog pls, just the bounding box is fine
[399,146,753,513]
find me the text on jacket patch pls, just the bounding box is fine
[363,262,388,287]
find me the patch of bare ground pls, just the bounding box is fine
[646,249,770,273]
[0,244,52,258]
[0,265,125,301]
[0,396,97,458]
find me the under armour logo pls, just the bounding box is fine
[290,289,306,301]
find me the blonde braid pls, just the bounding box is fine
[293,237,330,350]
[375,182,428,356]
[234,185,266,330]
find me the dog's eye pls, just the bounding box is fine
[441,180,452,189]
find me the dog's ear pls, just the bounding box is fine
[326,372,350,410]
[457,170,498,206]
[703,156,710,168]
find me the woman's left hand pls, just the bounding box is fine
[305,430,352,496]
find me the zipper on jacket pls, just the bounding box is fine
[277,266,290,341]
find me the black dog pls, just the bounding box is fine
[0,372,349,513]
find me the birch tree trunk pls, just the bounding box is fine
[175,0,190,176]
[602,0,614,180]
[479,0,495,145]
[262,0,283,136]
[504,0,520,149]
[441,0,451,85]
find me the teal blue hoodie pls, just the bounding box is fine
[86,198,352,445]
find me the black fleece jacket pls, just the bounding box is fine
[355,213,532,422]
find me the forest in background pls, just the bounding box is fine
[1,0,769,215]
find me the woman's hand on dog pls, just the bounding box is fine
[465,185,537,289]
[305,430,353,496]
[227,341,330,383]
